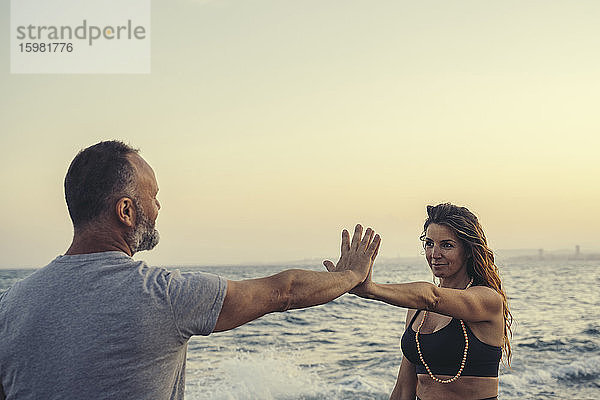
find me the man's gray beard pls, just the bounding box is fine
[125,199,160,254]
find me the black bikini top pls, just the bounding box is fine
[400,309,502,377]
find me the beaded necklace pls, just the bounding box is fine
[415,278,473,384]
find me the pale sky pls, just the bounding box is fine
[1,0,599,268]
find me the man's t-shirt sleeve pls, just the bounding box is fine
[165,270,227,339]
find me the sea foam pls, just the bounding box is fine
[186,350,332,400]
[185,349,391,400]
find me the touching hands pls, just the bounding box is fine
[323,224,380,294]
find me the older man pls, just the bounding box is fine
[0,140,379,400]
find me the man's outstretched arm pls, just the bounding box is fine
[213,224,380,332]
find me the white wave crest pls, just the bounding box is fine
[502,355,600,388]
[555,355,600,379]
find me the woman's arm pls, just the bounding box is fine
[324,243,501,323]
[390,311,417,400]
[358,282,502,323]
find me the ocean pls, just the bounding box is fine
[1,259,598,399]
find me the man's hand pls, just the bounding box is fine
[323,224,380,287]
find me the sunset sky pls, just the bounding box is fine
[1,0,599,268]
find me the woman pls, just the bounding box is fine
[325,203,512,400]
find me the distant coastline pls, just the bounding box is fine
[499,246,600,262]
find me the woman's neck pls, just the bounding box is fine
[439,273,471,289]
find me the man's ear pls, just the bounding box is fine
[116,197,135,227]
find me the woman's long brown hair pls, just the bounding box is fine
[420,203,513,364]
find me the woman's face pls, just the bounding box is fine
[423,223,468,279]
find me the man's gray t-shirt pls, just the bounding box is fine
[0,252,227,400]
